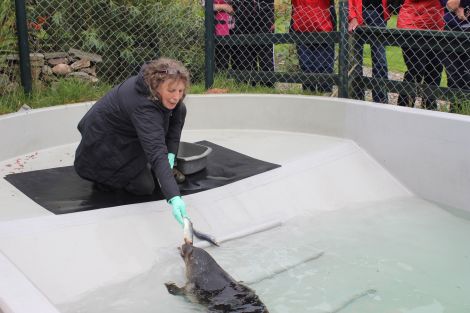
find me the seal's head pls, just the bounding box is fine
[180,242,193,260]
[179,242,197,281]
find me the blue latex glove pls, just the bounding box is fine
[169,196,188,226]
[168,153,176,169]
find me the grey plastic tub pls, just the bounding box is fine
[176,141,212,175]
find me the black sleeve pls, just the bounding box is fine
[166,102,187,155]
[131,102,180,200]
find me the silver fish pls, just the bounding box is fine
[194,228,219,247]
[183,217,193,244]
[183,217,219,246]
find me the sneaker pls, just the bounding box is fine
[173,168,186,184]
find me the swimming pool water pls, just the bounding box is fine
[60,196,470,313]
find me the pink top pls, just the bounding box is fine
[214,0,234,36]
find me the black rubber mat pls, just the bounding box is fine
[4,141,280,214]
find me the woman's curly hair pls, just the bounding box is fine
[143,57,190,101]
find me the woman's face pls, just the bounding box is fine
[156,79,186,110]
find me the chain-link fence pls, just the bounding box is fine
[212,0,340,92]
[209,0,470,113]
[349,2,470,113]
[1,0,470,114]
[0,0,205,112]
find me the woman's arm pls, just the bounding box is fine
[166,103,187,155]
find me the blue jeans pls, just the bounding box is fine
[354,8,389,103]
[297,42,335,93]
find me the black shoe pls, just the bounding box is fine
[173,168,186,184]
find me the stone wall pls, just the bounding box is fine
[1,48,102,94]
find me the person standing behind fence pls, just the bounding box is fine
[201,0,235,71]
[216,1,236,71]
[349,0,390,103]
[291,0,336,93]
[441,0,470,113]
[397,0,445,110]
[231,0,275,87]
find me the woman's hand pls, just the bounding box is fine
[348,18,359,33]
[168,153,175,169]
[455,7,468,21]
[169,196,189,226]
[446,0,461,11]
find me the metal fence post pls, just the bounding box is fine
[14,0,32,95]
[204,0,215,89]
[338,0,349,98]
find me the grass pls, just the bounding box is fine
[0,79,112,114]
[2,74,467,116]
[0,73,315,115]
[192,74,307,95]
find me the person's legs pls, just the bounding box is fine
[363,8,389,103]
[352,31,365,100]
[398,48,421,107]
[463,53,470,91]
[215,42,230,72]
[445,27,470,112]
[316,42,335,92]
[445,56,458,89]
[232,44,256,85]
[257,42,275,87]
[453,54,470,112]
[421,50,442,110]
[298,42,334,92]
[445,54,459,112]
[297,43,317,91]
[125,164,155,196]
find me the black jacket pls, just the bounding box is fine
[232,0,274,34]
[74,64,186,200]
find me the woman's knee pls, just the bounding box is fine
[125,166,155,196]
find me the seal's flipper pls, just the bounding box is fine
[165,282,185,296]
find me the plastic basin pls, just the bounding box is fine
[176,142,212,175]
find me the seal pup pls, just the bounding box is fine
[165,243,269,313]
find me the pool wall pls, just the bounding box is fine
[184,95,470,211]
[0,94,469,312]
[1,95,468,211]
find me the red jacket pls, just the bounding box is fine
[291,0,334,32]
[397,0,444,30]
[349,0,391,24]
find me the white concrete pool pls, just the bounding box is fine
[0,95,469,313]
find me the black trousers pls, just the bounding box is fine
[398,47,443,110]
[443,26,470,112]
[124,164,155,196]
[215,43,233,72]
[232,43,274,87]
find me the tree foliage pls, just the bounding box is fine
[27,0,205,83]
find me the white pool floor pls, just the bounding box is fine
[0,129,469,312]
